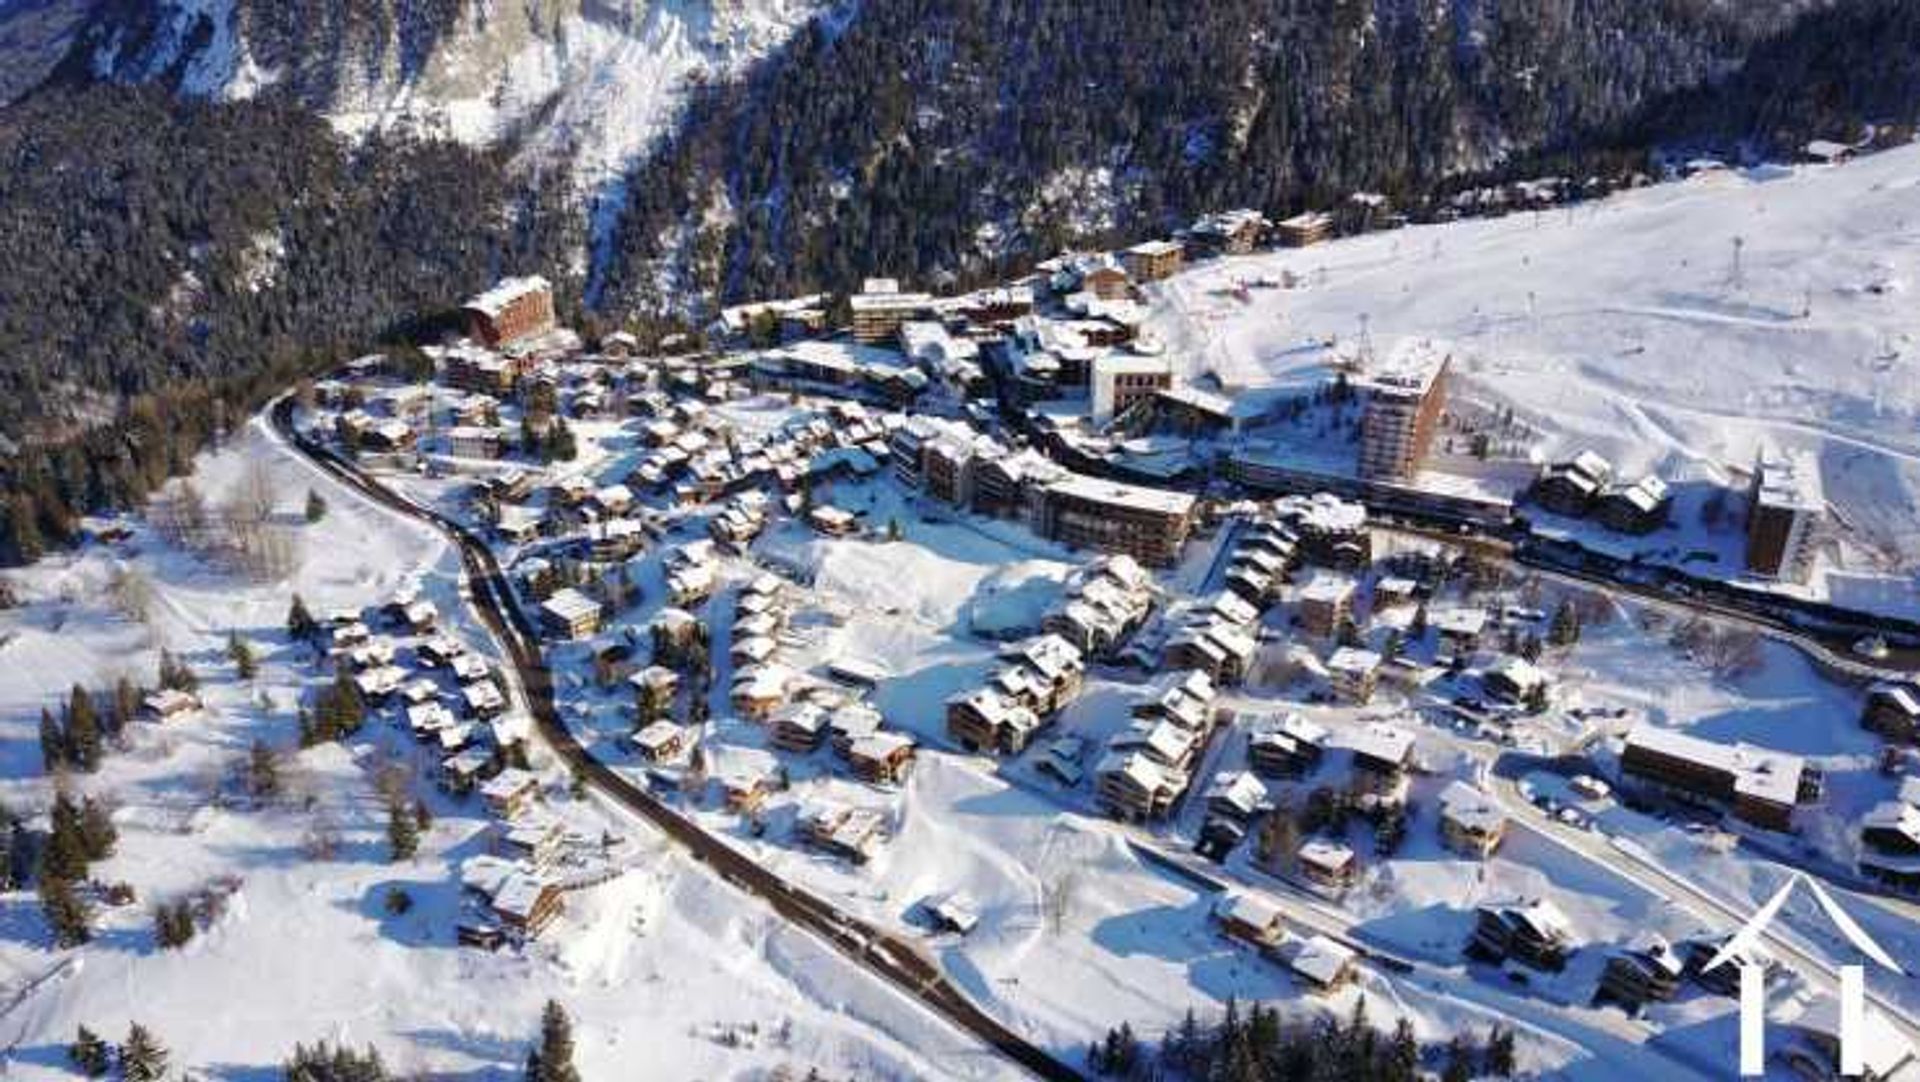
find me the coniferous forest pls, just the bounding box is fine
[3,0,1920,562]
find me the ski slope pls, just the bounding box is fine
[1149,146,1920,599]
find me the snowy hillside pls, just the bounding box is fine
[1149,146,1920,600]
[77,0,818,188]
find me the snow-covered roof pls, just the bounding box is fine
[1325,647,1382,679]
[1754,448,1825,513]
[1340,722,1413,767]
[463,276,550,318]
[540,588,600,624]
[1214,891,1283,931]
[1289,934,1358,987]
[1438,781,1506,836]
[1045,474,1195,518]
[1625,723,1806,808]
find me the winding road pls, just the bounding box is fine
[267,397,1080,1082]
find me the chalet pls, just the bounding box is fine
[1324,647,1382,704]
[399,677,441,707]
[1620,723,1812,831]
[1205,771,1269,823]
[142,688,201,723]
[829,702,885,758]
[806,505,861,537]
[538,588,602,640]
[730,635,779,668]
[1430,608,1488,653]
[1437,780,1507,859]
[446,426,503,460]
[1288,935,1359,993]
[401,599,439,633]
[1598,934,1684,1006]
[947,688,1043,755]
[1163,620,1257,686]
[1248,713,1328,777]
[631,720,689,763]
[665,561,717,608]
[1343,722,1415,792]
[1595,475,1671,534]
[490,873,564,940]
[921,891,980,936]
[1213,892,1286,947]
[1187,209,1268,255]
[1133,669,1218,734]
[847,732,917,785]
[461,679,505,718]
[1275,211,1334,247]
[480,769,541,820]
[1859,798,1920,892]
[1532,451,1613,516]
[1297,575,1357,638]
[771,703,831,753]
[1471,897,1574,970]
[353,665,406,702]
[1482,655,1550,704]
[1863,682,1920,744]
[797,803,887,864]
[1274,493,1370,569]
[450,652,491,685]
[1112,717,1200,774]
[492,819,565,869]
[731,664,794,721]
[1122,239,1184,282]
[407,702,457,742]
[439,748,492,795]
[1095,750,1181,821]
[630,664,679,716]
[1297,839,1358,892]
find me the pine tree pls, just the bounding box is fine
[38,707,67,773]
[528,1000,581,1082]
[228,632,258,679]
[1486,1023,1517,1076]
[79,797,116,861]
[1410,602,1429,639]
[154,901,196,949]
[39,873,90,947]
[69,1025,111,1077]
[67,685,101,772]
[386,798,418,863]
[297,707,317,748]
[1442,1035,1475,1082]
[304,489,328,524]
[110,676,138,737]
[1388,1018,1419,1080]
[44,791,91,880]
[119,1023,168,1082]
[287,594,317,641]
[157,649,198,693]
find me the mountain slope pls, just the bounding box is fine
[596,0,1845,311]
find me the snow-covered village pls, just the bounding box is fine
[8,125,1920,1082]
